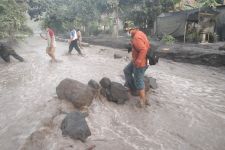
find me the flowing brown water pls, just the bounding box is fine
[0,36,225,150]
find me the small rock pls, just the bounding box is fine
[144,76,150,92]
[100,88,107,97]
[99,77,111,88]
[88,79,100,90]
[81,42,90,47]
[114,53,123,59]
[148,77,158,89]
[219,45,225,51]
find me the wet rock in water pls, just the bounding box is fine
[108,82,129,104]
[148,77,158,89]
[61,111,91,142]
[100,79,129,104]
[81,42,90,47]
[114,53,123,59]
[88,79,100,90]
[144,76,151,92]
[100,88,107,97]
[101,88,111,98]
[20,128,51,150]
[219,45,225,51]
[143,76,158,90]
[56,78,95,108]
[99,77,111,88]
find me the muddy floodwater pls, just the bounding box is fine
[0,36,225,150]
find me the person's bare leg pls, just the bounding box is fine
[139,89,147,107]
[48,47,57,62]
[49,53,56,62]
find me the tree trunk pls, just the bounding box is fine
[111,2,119,38]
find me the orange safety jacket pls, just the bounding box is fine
[130,29,150,68]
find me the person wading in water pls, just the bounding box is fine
[123,22,151,107]
[68,28,83,56]
[40,26,57,62]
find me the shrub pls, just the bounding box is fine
[161,34,175,45]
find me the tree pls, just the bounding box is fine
[107,0,119,37]
[0,0,27,39]
[119,0,162,33]
[198,0,220,7]
[27,0,224,37]
[27,0,49,21]
[29,0,103,35]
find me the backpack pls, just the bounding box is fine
[126,43,159,65]
[146,47,159,65]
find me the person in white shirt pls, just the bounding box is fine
[68,28,83,55]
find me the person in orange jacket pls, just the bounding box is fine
[123,23,150,107]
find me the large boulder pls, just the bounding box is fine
[107,82,129,104]
[100,78,129,104]
[61,112,91,142]
[56,78,95,108]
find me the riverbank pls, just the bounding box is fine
[83,36,225,67]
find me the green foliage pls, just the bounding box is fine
[186,32,198,42]
[160,0,175,12]
[0,0,27,39]
[161,34,175,45]
[27,0,48,21]
[26,0,224,37]
[119,0,161,31]
[198,0,220,7]
[30,0,104,34]
[20,25,33,35]
[26,0,187,36]
[88,22,101,36]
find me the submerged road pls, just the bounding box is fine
[0,36,225,150]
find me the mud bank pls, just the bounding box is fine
[83,36,225,67]
[157,43,225,67]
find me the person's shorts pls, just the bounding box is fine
[133,66,147,90]
[46,47,55,55]
[124,62,148,90]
